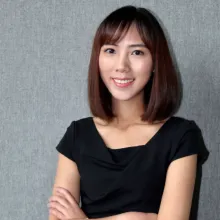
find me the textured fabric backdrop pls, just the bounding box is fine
[0,0,219,219]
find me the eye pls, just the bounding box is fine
[104,48,115,54]
[132,50,144,56]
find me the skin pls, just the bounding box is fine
[48,187,87,219]
[48,187,157,220]
[47,23,161,220]
[48,25,161,220]
[48,22,197,220]
[99,22,154,127]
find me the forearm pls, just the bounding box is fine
[90,212,152,220]
[89,212,156,220]
[48,210,152,220]
[48,213,122,220]
[89,212,125,220]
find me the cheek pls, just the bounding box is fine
[99,59,114,83]
[132,60,153,78]
[99,58,110,83]
[99,56,110,69]
[133,59,152,71]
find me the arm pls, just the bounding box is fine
[49,156,154,220]
[87,153,197,220]
[89,212,127,220]
[89,212,154,220]
[157,154,198,220]
[49,153,81,220]
[48,154,138,220]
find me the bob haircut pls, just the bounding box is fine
[87,5,181,124]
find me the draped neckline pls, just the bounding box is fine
[89,116,174,151]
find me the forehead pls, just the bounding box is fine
[114,23,143,44]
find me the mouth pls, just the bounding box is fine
[111,77,135,88]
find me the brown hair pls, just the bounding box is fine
[87,5,181,124]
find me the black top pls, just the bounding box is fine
[55,116,205,218]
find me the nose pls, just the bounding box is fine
[115,53,130,73]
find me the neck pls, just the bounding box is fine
[111,94,146,126]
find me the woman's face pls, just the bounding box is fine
[99,23,153,101]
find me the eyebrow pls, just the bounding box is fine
[103,43,147,48]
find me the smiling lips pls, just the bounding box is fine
[112,77,135,88]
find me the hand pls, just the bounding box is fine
[47,187,88,220]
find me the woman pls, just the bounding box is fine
[47,5,204,220]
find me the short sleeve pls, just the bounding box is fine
[169,120,205,165]
[55,121,76,162]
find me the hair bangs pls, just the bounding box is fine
[88,5,181,123]
[100,19,136,46]
[136,20,155,60]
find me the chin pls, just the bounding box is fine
[111,93,135,101]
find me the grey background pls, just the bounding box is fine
[0,0,219,219]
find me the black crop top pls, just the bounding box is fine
[55,116,205,219]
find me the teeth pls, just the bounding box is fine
[113,79,134,84]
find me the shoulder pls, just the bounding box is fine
[73,116,96,135]
[76,116,109,126]
[167,116,205,164]
[74,116,93,125]
[167,116,202,149]
[170,116,201,134]
[62,117,92,136]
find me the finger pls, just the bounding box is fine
[49,195,69,208]
[55,187,77,206]
[49,201,68,217]
[54,191,64,197]
[49,207,65,219]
